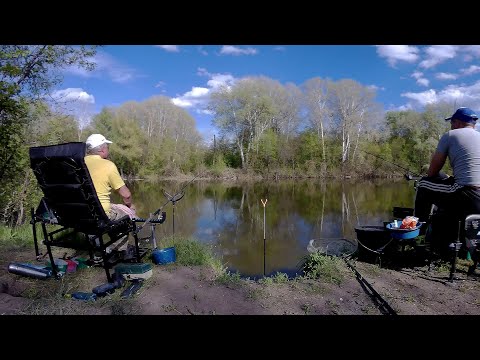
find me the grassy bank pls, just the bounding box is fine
[0,224,351,315]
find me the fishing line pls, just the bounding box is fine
[359,149,422,178]
[134,172,204,234]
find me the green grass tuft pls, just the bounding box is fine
[300,252,344,285]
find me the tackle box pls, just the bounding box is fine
[114,262,153,280]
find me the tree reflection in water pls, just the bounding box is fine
[126,179,415,277]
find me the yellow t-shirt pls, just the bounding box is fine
[84,155,125,213]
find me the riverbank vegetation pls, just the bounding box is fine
[1,46,455,227]
[0,229,352,315]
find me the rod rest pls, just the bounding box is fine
[132,211,166,224]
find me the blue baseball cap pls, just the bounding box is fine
[445,107,478,123]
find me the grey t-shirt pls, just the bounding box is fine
[437,128,480,186]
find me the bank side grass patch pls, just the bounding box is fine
[0,223,34,248]
[300,252,344,285]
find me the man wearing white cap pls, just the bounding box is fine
[85,134,136,256]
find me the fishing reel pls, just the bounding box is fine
[404,173,423,181]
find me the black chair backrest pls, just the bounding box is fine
[29,142,109,234]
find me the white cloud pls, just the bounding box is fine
[419,45,458,69]
[207,74,235,90]
[274,46,286,52]
[411,71,423,80]
[171,69,237,113]
[51,88,95,104]
[396,104,414,111]
[64,50,138,84]
[417,78,430,87]
[197,67,209,76]
[462,45,480,57]
[376,45,419,67]
[171,87,210,108]
[461,65,480,76]
[49,88,96,129]
[401,89,437,106]
[197,46,208,56]
[410,71,429,87]
[435,72,458,80]
[196,68,235,89]
[401,81,480,110]
[366,84,385,91]
[155,45,180,52]
[155,81,166,88]
[220,45,258,56]
[438,82,480,108]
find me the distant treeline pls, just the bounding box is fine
[0,46,454,226]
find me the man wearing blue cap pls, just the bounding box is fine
[414,107,480,226]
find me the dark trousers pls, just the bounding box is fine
[414,176,480,223]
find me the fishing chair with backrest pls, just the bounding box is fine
[29,142,165,283]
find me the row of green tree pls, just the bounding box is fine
[0,46,453,226]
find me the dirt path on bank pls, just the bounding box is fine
[1,247,480,315]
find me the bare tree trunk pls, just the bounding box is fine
[15,170,32,226]
[352,109,365,162]
[320,122,327,173]
[320,186,325,235]
[342,124,350,164]
[237,138,246,169]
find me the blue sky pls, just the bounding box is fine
[54,45,480,140]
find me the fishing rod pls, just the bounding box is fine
[302,240,396,315]
[133,172,204,234]
[360,149,422,179]
[343,255,397,315]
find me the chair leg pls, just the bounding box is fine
[45,242,59,279]
[448,220,463,282]
[31,208,41,259]
[133,232,141,262]
[104,265,113,283]
[39,222,60,279]
[424,222,436,271]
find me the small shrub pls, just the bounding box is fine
[159,236,214,266]
[272,272,289,283]
[216,270,242,286]
[301,252,344,285]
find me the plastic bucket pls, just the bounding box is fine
[354,225,391,263]
[152,247,176,265]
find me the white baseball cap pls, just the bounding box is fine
[85,134,113,148]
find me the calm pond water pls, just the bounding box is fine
[124,179,416,278]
